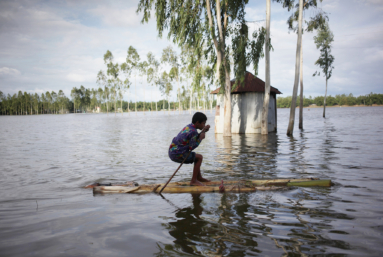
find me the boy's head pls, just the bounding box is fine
[192,112,207,129]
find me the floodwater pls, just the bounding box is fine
[0,107,382,256]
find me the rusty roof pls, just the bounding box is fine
[210,71,282,94]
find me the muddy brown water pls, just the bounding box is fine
[0,107,382,256]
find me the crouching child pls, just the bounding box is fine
[168,112,210,186]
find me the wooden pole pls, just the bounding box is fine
[158,150,192,194]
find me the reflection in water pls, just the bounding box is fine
[160,189,353,256]
[214,133,280,179]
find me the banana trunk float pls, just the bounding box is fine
[91,178,331,194]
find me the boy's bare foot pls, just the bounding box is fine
[198,177,211,182]
[190,180,205,186]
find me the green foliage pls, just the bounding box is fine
[137,0,267,94]
[281,0,325,33]
[276,93,383,108]
[0,90,71,115]
[313,22,334,80]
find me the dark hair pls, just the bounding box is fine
[192,112,207,124]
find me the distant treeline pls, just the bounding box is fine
[277,93,383,108]
[0,88,215,115]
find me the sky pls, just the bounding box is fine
[0,0,382,102]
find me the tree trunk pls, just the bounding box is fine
[286,0,303,136]
[120,97,123,116]
[190,88,193,114]
[323,78,328,118]
[203,89,205,112]
[210,94,213,113]
[127,90,130,115]
[114,90,117,116]
[223,62,232,137]
[261,0,271,135]
[168,96,170,114]
[299,37,303,129]
[178,78,181,114]
[143,82,145,114]
[135,74,137,115]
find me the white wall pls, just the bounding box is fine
[215,92,276,134]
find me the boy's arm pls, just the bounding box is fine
[188,131,202,151]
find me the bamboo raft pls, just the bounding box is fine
[88,178,332,194]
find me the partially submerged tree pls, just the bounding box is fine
[158,71,173,114]
[139,60,149,113]
[120,62,132,114]
[313,22,334,118]
[262,0,272,135]
[126,46,140,115]
[147,52,160,113]
[103,50,120,116]
[283,0,326,129]
[137,0,266,136]
[97,70,109,114]
[286,0,303,136]
[161,46,181,113]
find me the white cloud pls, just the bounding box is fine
[89,6,141,27]
[0,67,21,77]
[66,71,94,83]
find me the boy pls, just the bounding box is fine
[169,112,210,186]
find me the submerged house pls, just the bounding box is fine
[211,71,282,134]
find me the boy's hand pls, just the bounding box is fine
[203,125,210,133]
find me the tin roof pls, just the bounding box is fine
[210,71,282,94]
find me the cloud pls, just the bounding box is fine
[0,67,21,77]
[66,70,95,83]
[0,0,382,100]
[361,0,383,6]
[89,6,141,27]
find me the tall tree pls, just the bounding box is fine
[139,60,149,113]
[180,45,196,114]
[97,70,109,114]
[70,87,80,113]
[97,87,104,111]
[120,62,132,114]
[58,90,65,114]
[161,46,181,113]
[313,22,334,118]
[51,91,57,114]
[262,0,272,134]
[147,52,160,113]
[281,0,326,129]
[41,93,46,114]
[45,91,52,114]
[158,71,173,114]
[103,86,110,113]
[286,0,303,136]
[103,50,120,116]
[33,93,40,115]
[137,0,266,137]
[126,46,140,115]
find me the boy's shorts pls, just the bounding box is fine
[171,152,196,164]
